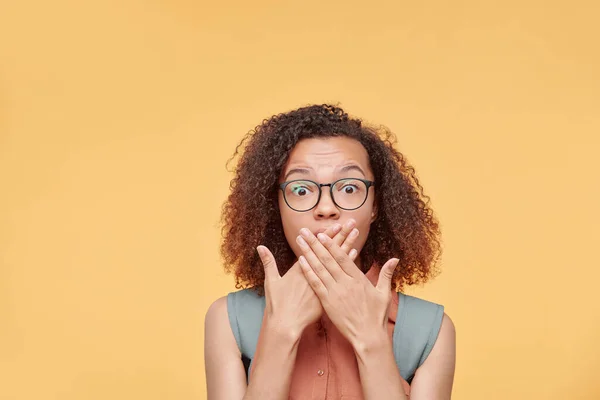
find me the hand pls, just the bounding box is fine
[256,220,361,338]
[295,228,399,350]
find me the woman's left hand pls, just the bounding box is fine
[295,227,400,351]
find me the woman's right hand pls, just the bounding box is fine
[256,220,359,338]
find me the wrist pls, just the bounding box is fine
[263,313,304,344]
[352,329,391,365]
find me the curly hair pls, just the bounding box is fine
[220,104,442,294]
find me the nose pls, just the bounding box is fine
[313,188,340,220]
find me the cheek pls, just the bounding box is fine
[351,206,376,251]
[354,222,371,251]
[278,197,302,256]
[282,222,300,255]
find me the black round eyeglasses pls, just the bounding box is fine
[279,178,375,212]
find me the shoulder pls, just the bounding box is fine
[205,295,228,326]
[440,313,456,339]
[397,293,445,335]
[436,312,456,360]
[205,289,265,353]
[204,295,248,398]
[431,312,456,358]
[410,312,456,397]
[400,294,453,359]
[204,295,240,356]
[205,289,262,321]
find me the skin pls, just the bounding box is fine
[277,137,378,265]
[206,222,360,400]
[205,137,456,399]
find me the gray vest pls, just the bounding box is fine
[227,288,444,383]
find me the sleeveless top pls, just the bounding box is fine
[226,267,444,399]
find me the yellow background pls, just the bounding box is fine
[1,0,598,399]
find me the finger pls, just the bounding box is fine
[315,232,361,279]
[299,255,328,298]
[349,248,358,261]
[291,224,340,279]
[376,258,399,293]
[332,219,356,248]
[256,246,280,283]
[340,227,359,255]
[297,231,341,284]
[323,223,342,239]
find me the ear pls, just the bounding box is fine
[370,203,378,223]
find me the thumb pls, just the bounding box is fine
[257,246,279,283]
[376,258,399,292]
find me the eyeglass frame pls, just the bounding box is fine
[278,177,376,212]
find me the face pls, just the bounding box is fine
[278,137,377,266]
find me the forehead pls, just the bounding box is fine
[284,137,370,169]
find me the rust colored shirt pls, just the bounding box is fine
[287,267,411,399]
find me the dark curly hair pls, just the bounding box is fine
[220,104,442,294]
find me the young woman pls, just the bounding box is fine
[205,104,456,399]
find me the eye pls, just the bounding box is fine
[290,183,313,197]
[337,181,362,194]
[342,184,358,194]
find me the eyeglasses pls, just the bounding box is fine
[279,178,375,212]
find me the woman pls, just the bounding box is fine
[205,104,456,399]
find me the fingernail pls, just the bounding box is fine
[300,228,310,238]
[345,219,356,230]
[317,233,328,243]
[350,228,358,238]
[299,256,311,271]
[256,246,265,257]
[296,236,308,247]
[332,224,342,234]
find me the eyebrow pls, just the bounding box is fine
[283,168,312,181]
[339,164,366,177]
[283,164,366,181]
